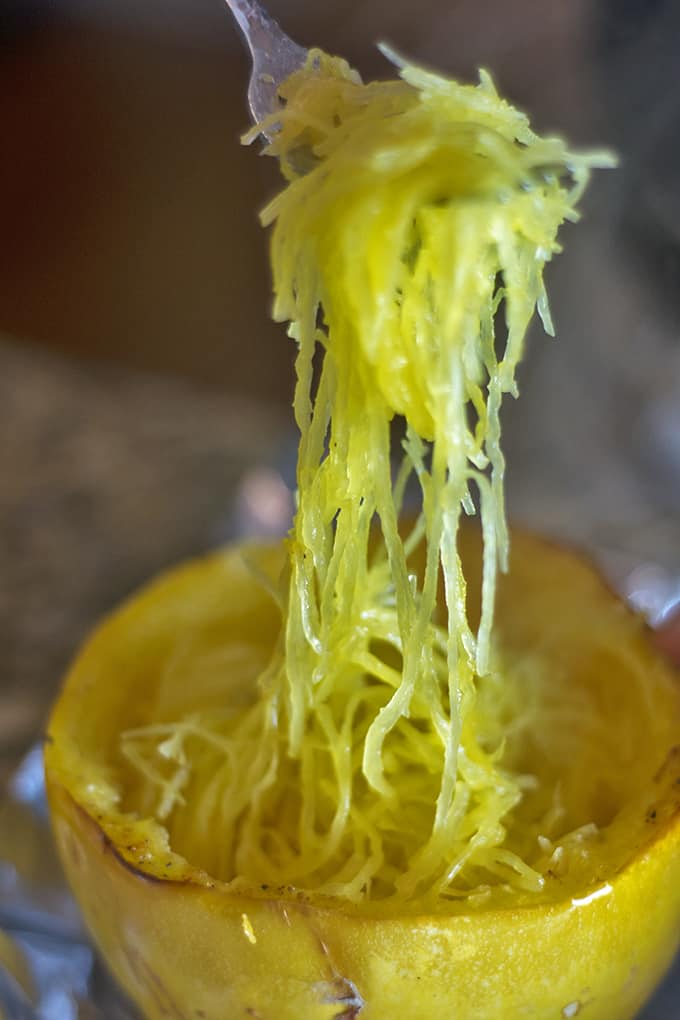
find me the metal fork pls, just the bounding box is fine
[223,0,307,136]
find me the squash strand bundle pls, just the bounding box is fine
[123,49,613,903]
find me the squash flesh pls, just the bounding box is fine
[117,52,615,904]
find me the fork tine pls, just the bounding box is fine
[223,0,307,127]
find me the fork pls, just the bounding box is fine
[223,0,307,138]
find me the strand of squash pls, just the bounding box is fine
[118,53,614,901]
[273,273,530,901]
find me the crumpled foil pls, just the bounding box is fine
[0,746,139,1019]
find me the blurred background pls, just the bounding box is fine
[2,1,680,1014]
[0,0,600,398]
[1,0,608,398]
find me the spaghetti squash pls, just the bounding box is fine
[44,47,680,1020]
